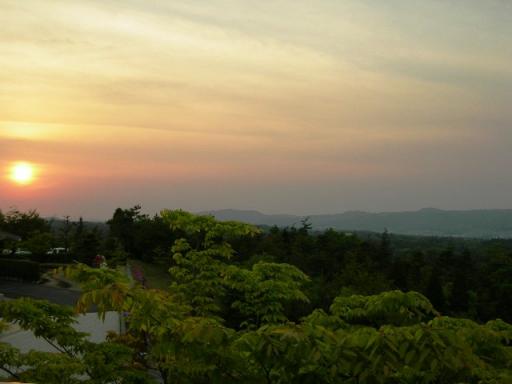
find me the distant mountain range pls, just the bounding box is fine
[200,208,512,238]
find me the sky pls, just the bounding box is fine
[1,0,511,219]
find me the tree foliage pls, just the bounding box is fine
[225,262,309,328]
[0,209,49,240]
[1,211,511,383]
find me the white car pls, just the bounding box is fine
[46,247,68,255]
[14,249,32,256]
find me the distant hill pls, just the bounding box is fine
[200,208,512,238]
[200,209,300,227]
[47,218,108,234]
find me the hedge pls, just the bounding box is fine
[0,258,40,281]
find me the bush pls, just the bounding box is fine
[42,251,71,264]
[0,258,40,281]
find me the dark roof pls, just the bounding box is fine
[0,230,21,241]
[0,280,82,308]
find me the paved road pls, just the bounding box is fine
[0,311,121,380]
[0,279,81,307]
[0,279,121,380]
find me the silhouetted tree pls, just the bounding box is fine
[426,267,446,312]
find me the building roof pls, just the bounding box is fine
[0,230,21,241]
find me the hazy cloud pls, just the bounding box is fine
[1,0,511,218]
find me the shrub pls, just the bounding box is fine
[0,258,40,281]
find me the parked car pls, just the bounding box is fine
[46,247,68,255]
[14,249,32,256]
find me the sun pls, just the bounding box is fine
[9,162,35,185]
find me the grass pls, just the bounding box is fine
[128,259,171,291]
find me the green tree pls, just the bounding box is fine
[22,231,55,262]
[0,297,152,383]
[225,261,309,328]
[0,209,50,240]
[377,229,392,268]
[72,228,102,265]
[2,211,512,384]
[107,206,140,255]
[162,209,258,318]
[107,207,175,261]
[425,267,446,313]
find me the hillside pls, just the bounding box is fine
[201,208,512,238]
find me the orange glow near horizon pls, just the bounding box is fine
[0,1,511,218]
[8,162,36,186]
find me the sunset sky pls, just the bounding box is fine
[1,0,511,219]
